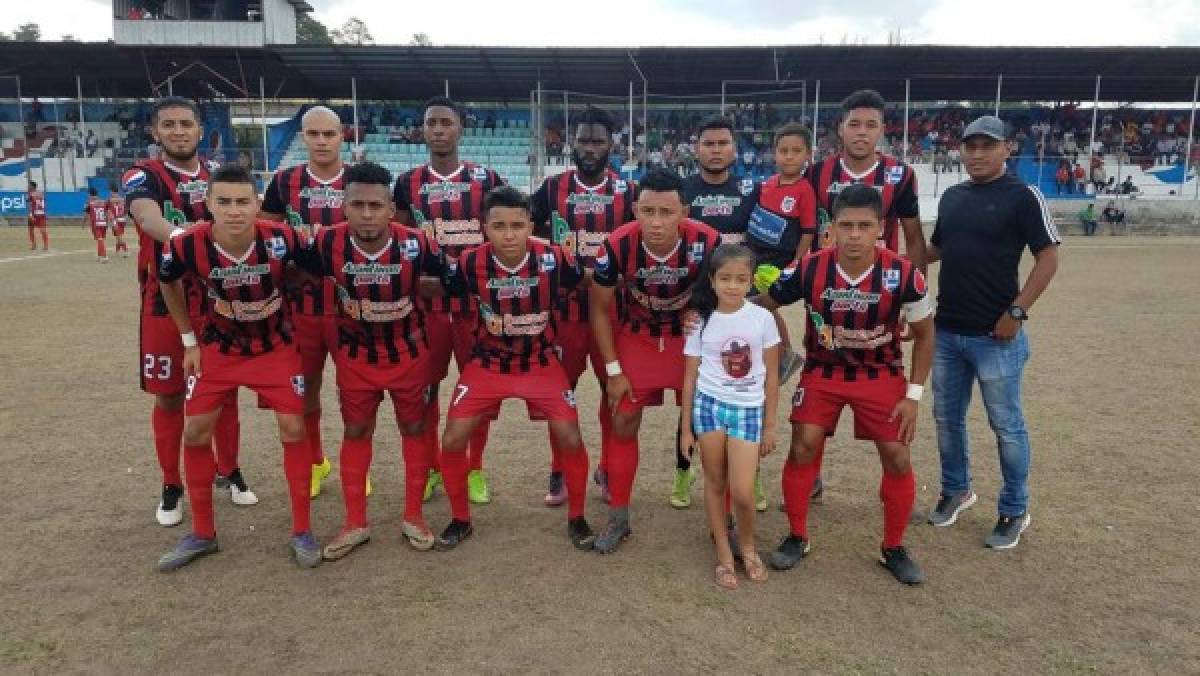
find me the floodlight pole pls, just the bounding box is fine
[351,77,359,148]
[812,80,820,147]
[564,90,569,144]
[1185,74,1198,200]
[445,80,450,98]
[4,75,31,188]
[1089,75,1101,191]
[260,76,269,172]
[902,78,911,164]
[77,75,88,187]
[721,81,726,117]
[628,81,634,160]
[995,74,1002,117]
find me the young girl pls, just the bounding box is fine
[681,244,781,589]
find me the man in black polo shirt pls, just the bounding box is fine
[925,115,1059,550]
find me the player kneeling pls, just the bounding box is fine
[756,183,934,585]
[297,162,446,560]
[156,166,319,572]
[434,186,595,551]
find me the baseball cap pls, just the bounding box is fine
[963,115,1007,141]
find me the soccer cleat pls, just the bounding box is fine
[156,484,185,527]
[434,519,474,551]
[985,513,1031,550]
[593,467,611,504]
[567,516,596,550]
[157,533,218,572]
[467,469,491,504]
[810,475,824,503]
[99,256,109,263]
[120,250,130,258]
[226,469,258,506]
[322,526,370,561]
[754,473,768,512]
[402,521,435,551]
[543,472,566,507]
[668,467,696,509]
[768,534,811,570]
[310,457,332,498]
[879,546,925,585]
[592,517,632,554]
[779,346,805,383]
[365,474,373,497]
[290,532,322,568]
[928,491,978,528]
[423,470,442,502]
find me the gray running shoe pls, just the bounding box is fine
[879,546,925,585]
[290,532,322,568]
[768,535,811,571]
[985,513,1031,550]
[158,533,218,572]
[928,491,978,527]
[592,517,631,554]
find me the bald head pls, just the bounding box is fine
[301,105,343,170]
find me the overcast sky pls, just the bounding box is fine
[17,0,1200,46]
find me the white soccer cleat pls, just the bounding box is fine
[156,485,185,527]
[230,485,259,506]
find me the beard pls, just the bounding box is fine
[160,143,198,164]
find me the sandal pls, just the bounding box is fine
[715,562,739,590]
[743,551,768,583]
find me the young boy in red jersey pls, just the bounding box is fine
[756,183,934,585]
[155,165,318,572]
[107,183,130,258]
[27,181,48,251]
[83,187,111,262]
[433,185,596,552]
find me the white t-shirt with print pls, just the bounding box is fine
[684,301,781,407]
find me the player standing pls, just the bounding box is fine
[83,187,111,262]
[300,162,445,559]
[589,168,722,554]
[27,181,48,251]
[433,186,595,552]
[531,106,636,507]
[756,184,933,585]
[746,123,818,270]
[156,165,318,571]
[393,97,505,505]
[125,96,249,528]
[107,183,130,258]
[259,105,347,498]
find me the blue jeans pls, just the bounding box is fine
[933,328,1032,517]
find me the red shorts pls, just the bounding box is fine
[790,372,906,442]
[140,313,203,395]
[29,217,46,228]
[555,319,607,387]
[113,220,126,236]
[613,329,684,414]
[448,362,578,422]
[333,348,433,425]
[186,344,305,416]
[91,226,108,239]
[425,310,477,383]
[293,312,335,378]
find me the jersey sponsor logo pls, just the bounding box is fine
[820,287,882,312]
[267,236,288,259]
[636,264,690,284]
[122,169,147,191]
[594,250,610,272]
[338,295,414,321]
[342,261,403,285]
[479,303,549,336]
[486,276,539,300]
[471,166,488,182]
[574,231,608,259]
[291,374,306,397]
[539,252,557,272]
[614,180,628,193]
[297,185,344,209]
[781,196,796,213]
[176,179,208,204]
[629,287,691,312]
[404,237,421,260]
[431,218,484,247]
[210,262,271,287]
[885,166,905,185]
[211,289,284,321]
[827,181,886,199]
[691,195,741,217]
[688,241,706,264]
[420,181,471,203]
[883,269,901,293]
[566,192,615,215]
[739,178,755,196]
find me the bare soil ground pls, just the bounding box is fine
[1,227,1197,674]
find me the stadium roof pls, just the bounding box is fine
[2,42,1198,104]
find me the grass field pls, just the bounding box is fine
[1,226,1197,673]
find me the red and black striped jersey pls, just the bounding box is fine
[767,247,927,382]
[261,163,346,317]
[106,197,126,223]
[447,239,582,373]
[84,198,110,228]
[806,154,918,253]
[28,191,46,218]
[302,222,444,365]
[393,161,505,314]
[123,159,213,317]
[159,220,299,356]
[747,174,818,268]
[531,168,637,321]
[592,219,722,337]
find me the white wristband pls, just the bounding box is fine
[906,384,924,402]
[605,361,623,377]
[181,332,198,348]
[169,227,186,239]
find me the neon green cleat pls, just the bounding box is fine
[669,467,696,509]
[365,474,373,497]
[467,469,491,504]
[754,472,768,512]
[423,470,442,503]
[310,457,332,499]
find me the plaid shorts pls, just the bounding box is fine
[692,390,763,443]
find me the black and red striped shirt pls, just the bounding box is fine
[748,174,818,268]
[301,222,444,365]
[807,154,918,253]
[768,247,927,381]
[124,159,213,317]
[393,162,505,314]
[592,219,722,337]
[159,220,300,356]
[532,168,637,321]
[262,163,346,316]
[447,239,581,373]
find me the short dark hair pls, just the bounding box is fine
[832,183,883,220]
[109,182,119,192]
[483,185,531,217]
[638,167,685,200]
[774,122,812,149]
[344,161,393,188]
[841,89,887,115]
[422,96,462,123]
[698,116,736,137]
[575,106,615,135]
[29,180,37,189]
[150,96,202,125]
[208,164,255,188]
[88,187,98,196]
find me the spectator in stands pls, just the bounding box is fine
[1118,176,1139,197]
[1073,163,1086,194]
[85,130,99,158]
[1102,201,1125,235]
[1090,161,1106,195]
[1078,203,1098,236]
[1156,136,1175,165]
[1055,163,1070,195]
